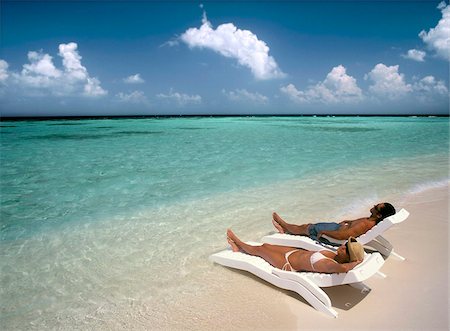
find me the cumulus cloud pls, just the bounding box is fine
[84,77,107,97]
[419,1,450,61]
[365,63,412,99]
[412,75,449,102]
[402,49,426,62]
[58,43,89,81]
[116,90,148,103]
[156,89,202,106]
[0,60,10,82]
[179,10,285,80]
[280,65,363,103]
[13,52,63,91]
[23,52,62,78]
[413,75,448,93]
[280,84,305,103]
[5,42,107,97]
[124,73,145,84]
[222,88,268,103]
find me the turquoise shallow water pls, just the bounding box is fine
[0,116,449,328]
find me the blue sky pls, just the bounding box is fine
[0,0,449,116]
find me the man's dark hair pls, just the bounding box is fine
[380,203,396,219]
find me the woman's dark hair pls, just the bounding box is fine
[380,203,396,219]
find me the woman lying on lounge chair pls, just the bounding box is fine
[227,229,364,274]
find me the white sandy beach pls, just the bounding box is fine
[194,185,449,331]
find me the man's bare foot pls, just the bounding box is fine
[272,212,285,234]
[227,229,240,252]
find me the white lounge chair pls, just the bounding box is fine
[210,241,385,318]
[263,208,409,260]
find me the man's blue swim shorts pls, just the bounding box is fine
[308,222,341,240]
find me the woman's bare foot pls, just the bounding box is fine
[272,212,285,233]
[226,229,241,252]
[227,237,239,252]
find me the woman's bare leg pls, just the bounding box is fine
[227,229,298,269]
[272,212,310,235]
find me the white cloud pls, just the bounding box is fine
[222,88,268,103]
[402,49,426,62]
[322,65,363,101]
[365,63,412,99]
[0,59,10,82]
[180,11,285,80]
[280,83,306,103]
[5,42,107,97]
[116,90,148,103]
[280,65,362,103]
[160,39,180,48]
[13,51,63,91]
[84,77,107,97]
[23,52,62,78]
[419,1,450,61]
[156,89,202,106]
[412,75,449,102]
[124,73,145,84]
[58,43,88,81]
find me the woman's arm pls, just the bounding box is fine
[314,259,362,273]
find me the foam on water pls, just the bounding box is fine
[406,179,450,195]
[0,116,448,329]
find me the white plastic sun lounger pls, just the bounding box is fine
[210,242,385,318]
[263,208,409,260]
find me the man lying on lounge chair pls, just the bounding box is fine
[272,203,396,242]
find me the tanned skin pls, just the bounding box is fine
[227,229,361,273]
[272,203,387,241]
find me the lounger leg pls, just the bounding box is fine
[289,278,338,318]
[367,237,406,261]
[304,295,338,318]
[321,306,338,318]
[349,282,371,294]
[374,235,394,250]
[376,235,405,260]
[299,292,338,318]
[366,240,391,257]
[389,250,406,261]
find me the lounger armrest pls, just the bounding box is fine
[346,252,385,282]
[273,252,385,286]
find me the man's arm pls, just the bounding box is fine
[317,222,369,240]
[338,217,365,225]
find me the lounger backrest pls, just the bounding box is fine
[357,208,409,244]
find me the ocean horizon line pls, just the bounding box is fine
[1,113,448,122]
